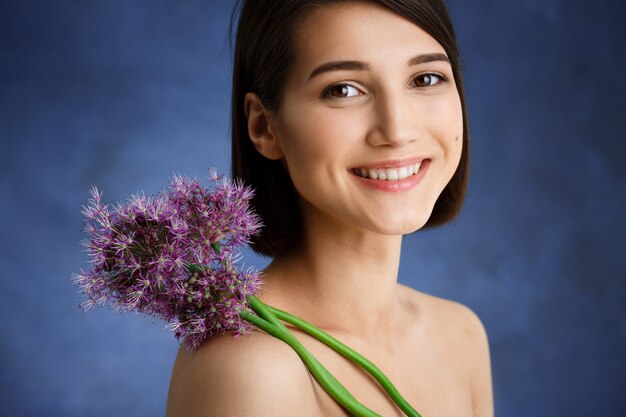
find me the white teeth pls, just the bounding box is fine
[354,161,424,181]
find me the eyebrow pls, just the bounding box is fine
[307,52,450,81]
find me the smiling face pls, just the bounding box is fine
[261,1,464,236]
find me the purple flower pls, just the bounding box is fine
[72,171,263,351]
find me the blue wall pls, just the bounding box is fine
[1,0,624,416]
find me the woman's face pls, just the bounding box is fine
[269,1,463,236]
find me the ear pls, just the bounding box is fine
[244,92,284,160]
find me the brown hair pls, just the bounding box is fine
[230,0,470,258]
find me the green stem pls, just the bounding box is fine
[240,309,381,417]
[261,301,422,417]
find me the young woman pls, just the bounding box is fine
[167,1,494,416]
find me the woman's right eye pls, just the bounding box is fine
[321,83,362,99]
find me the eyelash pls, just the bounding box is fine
[320,72,448,100]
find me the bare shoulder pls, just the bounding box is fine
[166,330,316,417]
[398,283,488,344]
[398,283,494,417]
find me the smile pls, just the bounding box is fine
[352,162,423,181]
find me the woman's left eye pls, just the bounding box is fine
[411,73,446,88]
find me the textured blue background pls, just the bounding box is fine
[1,0,624,416]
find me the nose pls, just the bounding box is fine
[366,89,421,147]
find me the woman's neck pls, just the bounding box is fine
[259,208,404,345]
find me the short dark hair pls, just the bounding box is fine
[230,0,470,258]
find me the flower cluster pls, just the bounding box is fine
[72,171,263,351]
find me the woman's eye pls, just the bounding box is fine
[321,84,362,99]
[411,73,446,88]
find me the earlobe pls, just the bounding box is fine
[244,92,284,160]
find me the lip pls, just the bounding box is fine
[351,156,428,170]
[351,158,431,192]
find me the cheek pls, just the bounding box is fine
[451,103,464,162]
[277,107,357,173]
[434,93,464,158]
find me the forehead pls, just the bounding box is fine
[289,1,447,80]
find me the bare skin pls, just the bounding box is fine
[167,1,493,416]
[167,284,492,417]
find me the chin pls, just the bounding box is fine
[364,206,434,236]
